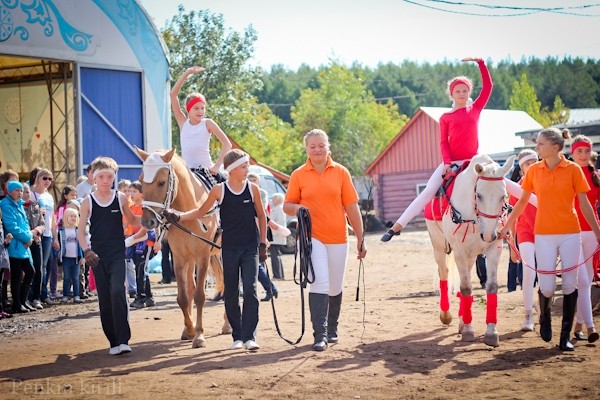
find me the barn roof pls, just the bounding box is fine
[365,107,542,174]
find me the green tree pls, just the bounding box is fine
[509,73,546,125]
[291,63,408,175]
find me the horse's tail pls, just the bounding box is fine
[209,255,225,295]
[446,253,459,295]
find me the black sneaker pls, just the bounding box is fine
[130,298,146,309]
[380,228,400,242]
[145,298,156,307]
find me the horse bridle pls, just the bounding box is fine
[474,175,508,221]
[141,160,221,249]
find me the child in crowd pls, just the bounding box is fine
[0,169,19,310]
[77,156,140,355]
[0,181,35,314]
[0,206,14,318]
[23,182,45,310]
[269,193,288,280]
[55,185,77,229]
[120,179,137,299]
[60,208,84,303]
[127,181,155,309]
[164,149,267,351]
[170,66,232,186]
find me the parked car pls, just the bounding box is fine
[249,165,297,254]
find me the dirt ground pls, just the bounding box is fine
[1,229,599,400]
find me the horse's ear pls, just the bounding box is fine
[501,155,516,177]
[135,145,149,161]
[475,164,484,174]
[162,148,176,163]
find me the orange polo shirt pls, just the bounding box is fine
[285,156,358,244]
[522,155,589,235]
[124,203,142,236]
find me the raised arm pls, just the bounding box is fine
[170,66,205,129]
[462,57,492,109]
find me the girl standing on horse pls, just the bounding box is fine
[508,149,538,332]
[170,66,232,186]
[500,128,600,351]
[569,135,600,343]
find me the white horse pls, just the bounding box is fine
[427,154,515,347]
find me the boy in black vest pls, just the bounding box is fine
[77,156,140,355]
[164,149,267,351]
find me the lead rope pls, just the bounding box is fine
[270,207,314,345]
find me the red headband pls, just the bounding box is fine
[449,79,471,94]
[571,141,592,153]
[185,96,205,113]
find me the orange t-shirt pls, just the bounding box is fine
[124,203,142,236]
[285,156,358,244]
[522,155,590,235]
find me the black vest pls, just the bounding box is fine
[220,181,258,250]
[89,192,125,261]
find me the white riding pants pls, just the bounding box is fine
[518,241,536,312]
[575,231,596,328]
[535,233,580,298]
[308,238,348,296]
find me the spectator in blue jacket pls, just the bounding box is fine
[0,181,35,313]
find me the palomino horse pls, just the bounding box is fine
[135,147,230,348]
[426,154,515,346]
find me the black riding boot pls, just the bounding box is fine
[559,290,578,351]
[309,293,329,351]
[327,293,343,344]
[538,290,553,342]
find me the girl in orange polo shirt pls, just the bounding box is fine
[500,128,600,351]
[569,135,600,343]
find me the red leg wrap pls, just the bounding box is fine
[462,295,474,324]
[456,292,463,317]
[440,280,450,312]
[486,293,498,324]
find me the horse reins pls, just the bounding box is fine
[270,207,315,345]
[141,160,221,249]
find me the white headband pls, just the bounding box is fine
[518,154,538,168]
[92,168,116,180]
[225,155,249,173]
[142,153,171,183]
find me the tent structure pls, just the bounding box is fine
[0,0,170,192]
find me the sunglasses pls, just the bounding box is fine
[42,176,53,181]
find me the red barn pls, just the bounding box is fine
[365,107,542,227]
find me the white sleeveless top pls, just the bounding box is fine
[180,119,213,169]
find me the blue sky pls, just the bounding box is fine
[139,0,600,69]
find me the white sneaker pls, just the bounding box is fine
[73,296,82,304]
[32,300,43,309]
[521,311,535,332]
[243,340,260,351]
[119,344,132,353]
[109,346,122,355]
[229,340,244,350]
[61,297,69,304]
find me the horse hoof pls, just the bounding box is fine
[181,330,194,341]
[440,311,452,325]
[484,334,499,347]
[222,326,233,335]
[192,336,207,348]
[461,325,475,342]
